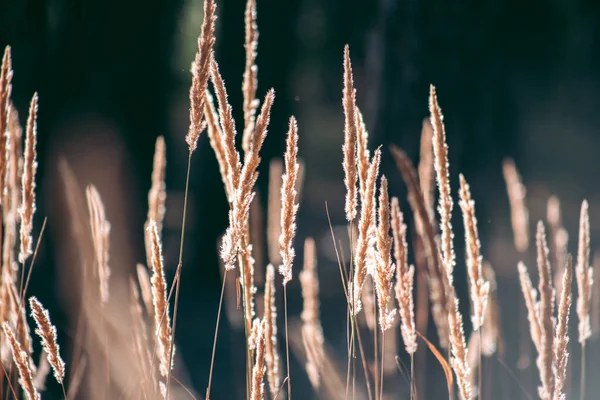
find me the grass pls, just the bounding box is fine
[0,0,597,399]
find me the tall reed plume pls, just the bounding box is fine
[342,45,358,222]
[29,297,65,384]
[553,255,572,400]
[3,322,39,400]
[502,159,529,253]
[86,185,111,303]
[264,264,281,397]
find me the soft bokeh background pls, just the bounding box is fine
[2,0,600,398]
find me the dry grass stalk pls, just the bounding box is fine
[250,319,267,400]
[390,146,449,348]
[518,262,542,352]
[264,264,280,398]
[147,136,167,234]
[86,185,111,303]
[136,263,155,321]
[576,200,593,344]
[205,90,231,197]
[186,0,217,152]
[429,85,455,276]
[458,174,489,331]
[242,0,259,154]
[374,176,396,331]
[0,46,13,208]
[342,45,358,222]
[447,284,471,400]
[210,56,242,198]
[502,159,529,252]
[29,297,65,384]
[553,255,573,400]
[547,196,568,296]
[300,237,325,389]
[352,148,381,314]
[267,159,283,266]
[536,222,555,400]
[147,220,172,377]
[279,116,299,285]
[481,262,501,356]
[3,322,39,400]
[356,108,370,198]
[4,103,22,276]
[9,283,33,361]
[18,93,38,264]
[391,197,417,354]
[418,117,435,221]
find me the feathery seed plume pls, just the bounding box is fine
[186,0,217,152]
[242,0,259,154]
[147,136,167,234]
[502,159,529,252]
[147,220,172,377]
[267,159,283,266]
[374,176,396,331]
[352,148,381,314]
[458,174,489,331]
[86,185,111,303]
[279,116,299,285]
[518,262,542,352]
[29,297,65,384]
[536,222,555,400]
[342,45,358,221]
[264,264,280,398]
[391,197,417,354]
[553,255,573,400]
[356,108,370,198]
[576,199,593,344]
[0,46,13,207]
[3,322,39,400]
[250,319,267,400]
[429,85,455,276]
[18,93,38,264]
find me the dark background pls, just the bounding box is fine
[3,0,600,398]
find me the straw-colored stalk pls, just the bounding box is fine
[352,148,381,314]
[279,116,299,285]
[374,176,396,331]
[264,264,280,397]
[502,159,529,253]
[18,93,38,265]
[186,0,216,152]
[518,262,542,352]
[553,255,573,400]
[147,220,172,377]
[342,45,358,222]
[86,185,111,304]
[418,117,435,221]
[429,85,455,276]
[29,297,65,384]
[458,174,489,331]
[391,197,417,354]
[242,0,259,154]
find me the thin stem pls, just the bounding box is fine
[354,317,373,400]
[206,270,228,399]
[166,150,193,398]
[410,353,415,400]
[478,329,482,400]
[580,342,586,400]
[284,284,292,400]
[373,287,379,400]
[61,383,68,400]
[379,331,385,400]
